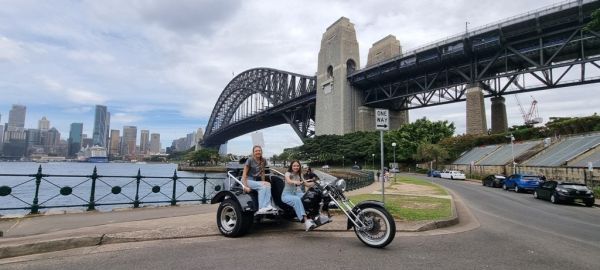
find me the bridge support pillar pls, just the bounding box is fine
[466,84,487,135]
[390,110,409,130]
[315,17,361,136]
[491,96,508,134]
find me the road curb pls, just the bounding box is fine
[414,194,460,231]
[0,236,103,259]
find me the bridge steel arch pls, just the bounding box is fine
[203,68,316,148]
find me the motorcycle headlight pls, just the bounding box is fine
[335,179,347,192]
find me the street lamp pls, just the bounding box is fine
[342,155,345,168]
[372,153,375,170]
[506,134,516,174]
[392,142,397,169]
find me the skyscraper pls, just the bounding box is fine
[140,130,149,154]
[150,133,161,154]
[195,128,204,150]
[251,131,265,148]
[68,123,83,157]
[3,105,27,156]
[109,129,120,157]
[7,104,26,131]
[92,105,110,147]
[121,126,137,157]
[38,117,50,131]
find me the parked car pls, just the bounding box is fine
[390,168,399,173]
[482,175,506,188]
[502,174,543,193]
[351,164,361,170]
[440,170,466,180]
[534,181,595,206]
[427,170,441,178]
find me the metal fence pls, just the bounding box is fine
[0,166,225,215]
[334,170,374,191]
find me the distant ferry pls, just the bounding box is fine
[77,145,109,163]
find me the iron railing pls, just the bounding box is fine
[0,166,225,215]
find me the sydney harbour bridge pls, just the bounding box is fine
[203,0,600,148]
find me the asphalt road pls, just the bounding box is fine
[1,175,599,270]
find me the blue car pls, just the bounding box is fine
[427,170,441,178]
[502,174,543,193]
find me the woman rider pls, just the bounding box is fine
[283,160,316,231]
[242,145,274,214]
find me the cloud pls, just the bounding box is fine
[0,36,26,62]
[134,0,242,36]
[66,50,115,63]
[111,112,142,125]
[38,76,109,105]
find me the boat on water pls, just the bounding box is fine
[77,145,109,163]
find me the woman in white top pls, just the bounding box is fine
[282,160,316,231]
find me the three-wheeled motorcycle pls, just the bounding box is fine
[211,164,395,248]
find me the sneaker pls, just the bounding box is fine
[315,215,331,224]
[256,207,270,215]
[304,219,316,231]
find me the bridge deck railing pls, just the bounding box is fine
[0,166,225,215]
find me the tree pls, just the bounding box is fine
[413,143,449,169]
[186,148,219,166]
[586,8,600,31]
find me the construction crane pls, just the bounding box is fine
[514,95,542,126]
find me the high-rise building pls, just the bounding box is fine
[0,124,4,152]
[140,130,150,154]
[38,117,50,131]
[195,128,204,150]
[68,123,83,157]
[109,129,120,157]
[121,126,137,157]
[46,127,60,146]
[92,105,110,147]
[251,131,265,148]
[186,132,196,150]
[150,133,161,154]
[25,128,42,147]
[7,104,26,131]
[3,105,27,156]
[0,114,3,152]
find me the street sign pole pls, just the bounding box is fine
[375,109,389,205]
[380,130,384,204]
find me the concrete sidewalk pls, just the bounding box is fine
[0,180,459,259]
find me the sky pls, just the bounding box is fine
[1,0,599,158]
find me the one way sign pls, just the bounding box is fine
[375,109,389,131]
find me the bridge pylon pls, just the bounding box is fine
[315,17,362,135]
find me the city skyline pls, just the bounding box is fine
[1,0,600,157]
[0,104,191,153]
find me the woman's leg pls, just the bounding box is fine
[282,192,306,221]
[247,180,272,209]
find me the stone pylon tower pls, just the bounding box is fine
[362,35,408,130]
[466,84,488,135]
[315,17,361,135]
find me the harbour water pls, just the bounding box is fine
[0,162,226,216]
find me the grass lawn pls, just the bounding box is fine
[390,175,448,196]
[349,176,452,221]
[348,194,452,221]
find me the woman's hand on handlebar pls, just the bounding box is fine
[243,186,251,193]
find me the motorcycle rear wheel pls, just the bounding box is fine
[353,207,396,248]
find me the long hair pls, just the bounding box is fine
[287,160,302,174]
[251,145,265,181]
